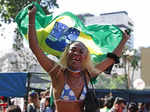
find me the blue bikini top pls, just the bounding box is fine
[60,73,87,101]
[60,83,87,101]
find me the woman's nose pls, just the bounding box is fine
[73,51,79,55]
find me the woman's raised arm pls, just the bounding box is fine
[94,31,130,76]
[28,6,56,73]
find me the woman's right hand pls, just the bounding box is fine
[28,5,37,17]
[27,0,57,74]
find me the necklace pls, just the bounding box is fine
[67,67,81,73]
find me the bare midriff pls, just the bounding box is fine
[55,99,84,112]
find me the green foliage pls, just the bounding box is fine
[131,49,140,70]
[0,0,30,23]
[0,0,59,23]
[94,73,127,89]
[13,28,24,51]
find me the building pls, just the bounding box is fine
[141,47,150,88]
[84,11,134,49]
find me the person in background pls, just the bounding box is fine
[109,97,126,112]
[27,91,40,112]
[40,92,46,112]
[23,100,28,112]
[127,102,138,112]
[7,105,21,112]
[28,2,130,112]
[43,96,53,112]
[101,96,115,112]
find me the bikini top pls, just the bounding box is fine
[60,82,87,101]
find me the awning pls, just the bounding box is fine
[0,73,27,97]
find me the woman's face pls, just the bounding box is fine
[67,42,88,71]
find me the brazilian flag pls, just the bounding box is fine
[15,1,123,64]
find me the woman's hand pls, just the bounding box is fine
[123,30,130,40]
[28,5,37,17]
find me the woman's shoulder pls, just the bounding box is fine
[48,64,65,83]
[48,63,64,74]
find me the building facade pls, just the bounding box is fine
[141,47,150,88]
[84,11,134,49]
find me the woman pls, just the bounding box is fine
[28,6,129,112]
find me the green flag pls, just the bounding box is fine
[15,1,123,64]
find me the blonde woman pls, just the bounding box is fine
[28,6,129,112]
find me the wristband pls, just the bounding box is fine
[107,53,120,64]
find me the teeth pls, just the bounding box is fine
[72,56,80,62]
[72,58,80,62]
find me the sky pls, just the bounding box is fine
[0,0,150,55]
[55,0,150,49]
[0,23,16,56]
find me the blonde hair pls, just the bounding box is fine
[59,41,99,74]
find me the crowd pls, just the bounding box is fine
[1,89,150,112]
[0,89,54,112]
[25,90,54,112]
[99,94,150,112]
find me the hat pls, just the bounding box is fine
[29,91,38,98]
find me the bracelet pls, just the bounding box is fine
[107,53,120,64]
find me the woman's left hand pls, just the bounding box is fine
[123,30,130,40]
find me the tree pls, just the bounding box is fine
[0,0,59,72]
[0,0,59,51]
[121,47,140,89]
[127,49,140,88]
[0,0,59,23]
[94,73,127,89]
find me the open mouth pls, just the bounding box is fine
[71,57,81,62]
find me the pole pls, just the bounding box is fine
[26,73,31,102]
